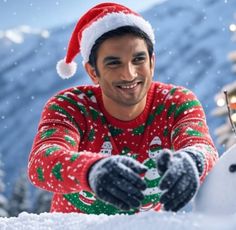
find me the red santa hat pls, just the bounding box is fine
[56,2,155,79]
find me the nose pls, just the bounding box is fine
[120,63,137,80]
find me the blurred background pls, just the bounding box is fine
[0,0,236,217]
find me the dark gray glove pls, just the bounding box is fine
[156,149,204,212]
[88,156,147,210]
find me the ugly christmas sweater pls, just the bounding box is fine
[28,82,218,214]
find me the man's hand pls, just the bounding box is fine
[88,156,147,210]
[156,149,202,212]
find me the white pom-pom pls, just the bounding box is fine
[56,59,77,79]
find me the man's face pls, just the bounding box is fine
[89,34,154,108]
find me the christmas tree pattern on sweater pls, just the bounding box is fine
[28,82,218,214]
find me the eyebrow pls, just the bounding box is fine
[103,52,147,64]
[133,51,147,57]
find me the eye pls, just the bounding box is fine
[133,56,146,64]
[106,60,121,68]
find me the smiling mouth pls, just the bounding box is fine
[117,82,142,89]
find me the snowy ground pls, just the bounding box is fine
[0,211,235,230]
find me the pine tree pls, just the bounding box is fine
[34,189,52,214]
[8,170,31,216]
[0,158,9,217]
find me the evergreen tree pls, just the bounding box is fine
[34,189,52,214]
[9,170,31,216]
[0,158,9,217]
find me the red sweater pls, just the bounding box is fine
[28,82,218,214]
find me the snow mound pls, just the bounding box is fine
[0,211,236,230]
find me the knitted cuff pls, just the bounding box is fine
[183,149,205,176]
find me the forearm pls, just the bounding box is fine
[171,117,218,181]
[28,120,106,194]
[180,144,218,182]
[28,143,105,193]
[166,86,219,180]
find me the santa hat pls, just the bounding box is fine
[56,2,155,79]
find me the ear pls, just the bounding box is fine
[150,53,155,77]
[84,63,99,84]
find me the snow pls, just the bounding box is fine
[0,211,235,230]
[0,26,49,44]
[1,144,236,229]
[194,144,236,215]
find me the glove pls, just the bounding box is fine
[156,148,204,212]
[88,156,147,210]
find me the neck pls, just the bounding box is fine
[102,96,147,121]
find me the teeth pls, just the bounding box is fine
[120,83,138,89]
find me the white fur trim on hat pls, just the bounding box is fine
[56,59,77,79]
[80,12,155,63]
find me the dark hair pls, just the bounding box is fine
[88,26,154,75]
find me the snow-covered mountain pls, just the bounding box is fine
[0,0,235,196]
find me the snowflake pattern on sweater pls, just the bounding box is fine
[28,82,218,214]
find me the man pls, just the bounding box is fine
[28,3,218,214]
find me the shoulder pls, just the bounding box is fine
[45,85,101,105]
[54,85,100,100]
[41,85,102,120]
[39,85,101,132]
[152,82,199,102]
